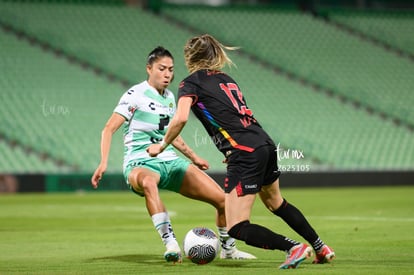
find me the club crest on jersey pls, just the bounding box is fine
[169,102,175,114]
[128,104,137,114]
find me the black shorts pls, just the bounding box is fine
[224,144,281,196]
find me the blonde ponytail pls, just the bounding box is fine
[184,34,239,74]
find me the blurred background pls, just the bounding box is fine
[0,0,413,192]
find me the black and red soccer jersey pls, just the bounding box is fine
[178,69,275,156]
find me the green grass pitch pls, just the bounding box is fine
[1,186,413,274]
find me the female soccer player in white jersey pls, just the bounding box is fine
[91,46,255,263]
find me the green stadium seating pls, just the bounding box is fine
[0,1,191,86]
[0,2,413,173]
[0,139,64,173]
[0,1,227,172]
[229,56,414,170]
[0,28,125,173]
[162,6,414,125]
[328,10,414,55]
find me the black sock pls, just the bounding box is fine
[273,198,323,251]
[228,220,298,252]
[312,237,325,252]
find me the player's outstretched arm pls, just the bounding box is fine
[91,113,125,188]
[172,136,209,170]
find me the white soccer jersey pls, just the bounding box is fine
[114,81,178,168]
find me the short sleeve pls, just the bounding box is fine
[178,80,198,104]
[113,89,137,121]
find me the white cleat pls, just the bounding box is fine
[220,248,257,260]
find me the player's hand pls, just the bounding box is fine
[192,156,210,170]
[147,144,163,157]
[91,163,106,189]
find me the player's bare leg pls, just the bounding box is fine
[129,168,182,263]
[224,189,256,230]
[259,179,284,212]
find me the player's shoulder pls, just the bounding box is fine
[186,69,233,81]
[183,70,205,82]
[179,70,205,90]
[125,81,149,95]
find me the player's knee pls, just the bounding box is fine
[228,220,250,241]
[130,173,157,196]
[141,177,158,192]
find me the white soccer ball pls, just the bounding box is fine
[183,227,219,265]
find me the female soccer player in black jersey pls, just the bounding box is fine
[92,46,255,264]
[148,34,335,269]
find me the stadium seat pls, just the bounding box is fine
[0,2,413,173]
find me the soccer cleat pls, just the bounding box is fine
[164,249,182,263]
[164,243,182,264]
[313,245,335,264]
[279,243,313,269]
[220,247,257,259]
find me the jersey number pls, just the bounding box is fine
[158,114,169,130]
[219,83,252,116]
[150,114,170,144]
[219,83,254,127]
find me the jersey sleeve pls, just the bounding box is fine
[113,89,137,121]
[178,80,198,104]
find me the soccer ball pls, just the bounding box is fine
[183,227,219,265]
